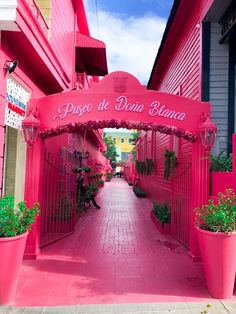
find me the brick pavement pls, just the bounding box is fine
[2,178,235,311]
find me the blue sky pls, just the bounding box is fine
[95,0,173,18]
[84,0,173,84]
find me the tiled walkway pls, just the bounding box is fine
[14,179,235,307]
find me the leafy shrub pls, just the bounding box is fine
[132,186,146,197]
[0,196,40,237]
[153,202,171,224]
[105,172,113,182]
[82,166,91,173]
[195,188,236,232]
[73,166,82,173]
[97,179,105,186]
[84,184,98,200]
[210,153,232,172]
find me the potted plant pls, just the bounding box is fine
[73,166,82,173]
[195,188,236,299]
[151,202,171,234]
[82,166,91,173]
[210,153,233,197]
[96,179,105,187]
[0,196,40,304]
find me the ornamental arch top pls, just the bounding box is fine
[29,71,210,142]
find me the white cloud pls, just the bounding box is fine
[84,1,167,84]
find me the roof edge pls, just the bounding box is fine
[147,0,180,90]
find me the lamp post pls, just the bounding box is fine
[199,116,217,153]
[21,110,40,146]
[21,108,41,258]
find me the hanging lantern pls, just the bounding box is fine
[199,116,217,151]
[21,111,40,146]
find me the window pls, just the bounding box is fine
[113,138,116,143]
[121,138,124,143]
[129,138,132,143]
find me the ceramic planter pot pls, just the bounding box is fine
[0,231,28,304]
[196,227,236,299]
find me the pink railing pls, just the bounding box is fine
[171,142,192,248]
[40,149,77,247]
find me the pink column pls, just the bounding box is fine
[24,138,44,259]
[190,141,210,260]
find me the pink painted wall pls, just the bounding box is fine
[138,131,172,204]
[149,0,213,100]
[50,0,76,86]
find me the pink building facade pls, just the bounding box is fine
[134,0,236,257]
[0,0,109,258]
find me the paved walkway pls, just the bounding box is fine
[1,179,236,313]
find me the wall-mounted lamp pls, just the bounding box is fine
[3,60,18,74]
[199,116,217,152]
[21,110,40,146]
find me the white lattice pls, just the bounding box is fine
[5,77,30,129]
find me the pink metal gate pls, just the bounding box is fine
[40,148,77,247]
[171,140,192,248]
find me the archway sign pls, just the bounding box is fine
[30,71,210,141]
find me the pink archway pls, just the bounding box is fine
[29,71,210,140]
[25,71,214,260]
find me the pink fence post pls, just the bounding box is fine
[190,142,210,260]
[24,138,44,259]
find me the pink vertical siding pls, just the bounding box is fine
[140,132,172,205]
[50,0,75,85]
[158,11,202,100]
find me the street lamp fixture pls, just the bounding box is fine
[3,60,18,74]
[199,116,217,152]
[21,110,40,146]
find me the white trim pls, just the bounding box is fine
[0,1,19,31]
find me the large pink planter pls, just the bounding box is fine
[197,227,236,299]
[0,231,28,304]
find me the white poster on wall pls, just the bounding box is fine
[5,77,30,129]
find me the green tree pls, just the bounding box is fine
[130,131,139,161]
[103,133,119,170]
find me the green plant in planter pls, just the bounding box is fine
[146,158,154,175]
[135,160,146,174]
[82,166,91,173]
[0,196,40,237]
[84,184,98,201]
[195,188,236,232]
[164,149,177,180]
[73,166,82,173]
[105,172,113,181]
[97,179,105,186]
[132,186,146,197]
[153,202,171,224]
[210,153,232,172]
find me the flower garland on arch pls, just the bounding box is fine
[40,119,197,143]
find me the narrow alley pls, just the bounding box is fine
[15,179,215,307]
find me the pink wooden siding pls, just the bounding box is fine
[158,13,202,100]
[51,0,75,84]
[139,132,172,205]
[137,131,192,248]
